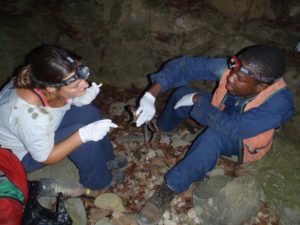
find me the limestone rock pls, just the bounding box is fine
[94,193,125,213]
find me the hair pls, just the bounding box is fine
[236,45,286,84]
[13,44,82,89]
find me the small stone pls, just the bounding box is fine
[146,150,156,160]
[163,211,171,220]
[257,212,263,217]
[194,216,200,224]
[208,198,214,207]
[187,208,196,218]
[160,136,171,145]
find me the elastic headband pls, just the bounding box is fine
[227,55,276,83]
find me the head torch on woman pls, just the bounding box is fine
[31,63,90,87]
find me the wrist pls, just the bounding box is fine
[145,92,156,103]
[78,129,87,143]
[147,82,161,98]
[192,94,200,103]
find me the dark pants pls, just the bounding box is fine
[22,104,114,189]
[158,87,240,192]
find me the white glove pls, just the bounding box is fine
[174,93,198,109]
[78,119,118,143]
[72,82,100,107]
[136,92,156,127]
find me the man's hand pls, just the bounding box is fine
[174,93,199,109]
[72,82,100,107]
[136,92,156,127]
[78,119,118,143]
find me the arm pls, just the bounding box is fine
[18,118,117,164]
[190,89,295,139]
[136,56,227,127]
[150,56,227,93]
[147,82,162,98]
[43,119,117,164]
[42,131,82,164]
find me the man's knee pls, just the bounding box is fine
[172,87,197,101]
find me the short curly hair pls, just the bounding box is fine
[237,45,286,84]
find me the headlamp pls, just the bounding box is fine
[31,64,90,87]
[59,65,90,86]
[227,55,275,83]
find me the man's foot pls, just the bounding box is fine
[107,170,126,188]
[106,155,128,170]
[136,182,177,225]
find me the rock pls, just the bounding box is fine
[207,0,272,21]
[145,149,156,160]
[163,219,177,225]
[193,175,263,225]
[27,158,79,181]
[109,101,127,116]
[111,214,137,225]
[248,131,300,225]
[65,198,87,225]
[170,135,190,148]
[88,208,112,221]
[95,218,112,225]
[115,134,144,144]
[95,193,126,213]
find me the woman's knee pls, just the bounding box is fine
[80,104,102,120]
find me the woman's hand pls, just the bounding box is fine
[72,82,100,107]
[78,119,118,143]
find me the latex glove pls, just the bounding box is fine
[174,93,198,109]
[72,82,100,107]
[78,119,118,143]
[136,92,156,127]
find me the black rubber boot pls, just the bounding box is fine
[136,182,177,225]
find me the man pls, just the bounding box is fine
[134,45,295,225]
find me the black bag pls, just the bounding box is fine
[21,181,72,225]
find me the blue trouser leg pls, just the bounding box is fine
[22,104,114,189]
[158,86,238,192]
[165,127,239,193]
[158,86,203,131]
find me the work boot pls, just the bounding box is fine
[136,182,177,225]
[106,155,128,170]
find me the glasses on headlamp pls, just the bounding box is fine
[227,55,275,83]
[31,65,90,87]
[58,65,90,86]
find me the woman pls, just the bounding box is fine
[0,44,126,189]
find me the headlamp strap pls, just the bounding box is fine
[227,55,276,83]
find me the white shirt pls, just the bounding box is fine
[0,81,71,162]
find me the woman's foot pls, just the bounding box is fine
[106,155,128,170]
[107,170,126,188]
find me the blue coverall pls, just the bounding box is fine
[22,105,114,189]
[151,56,295,193]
